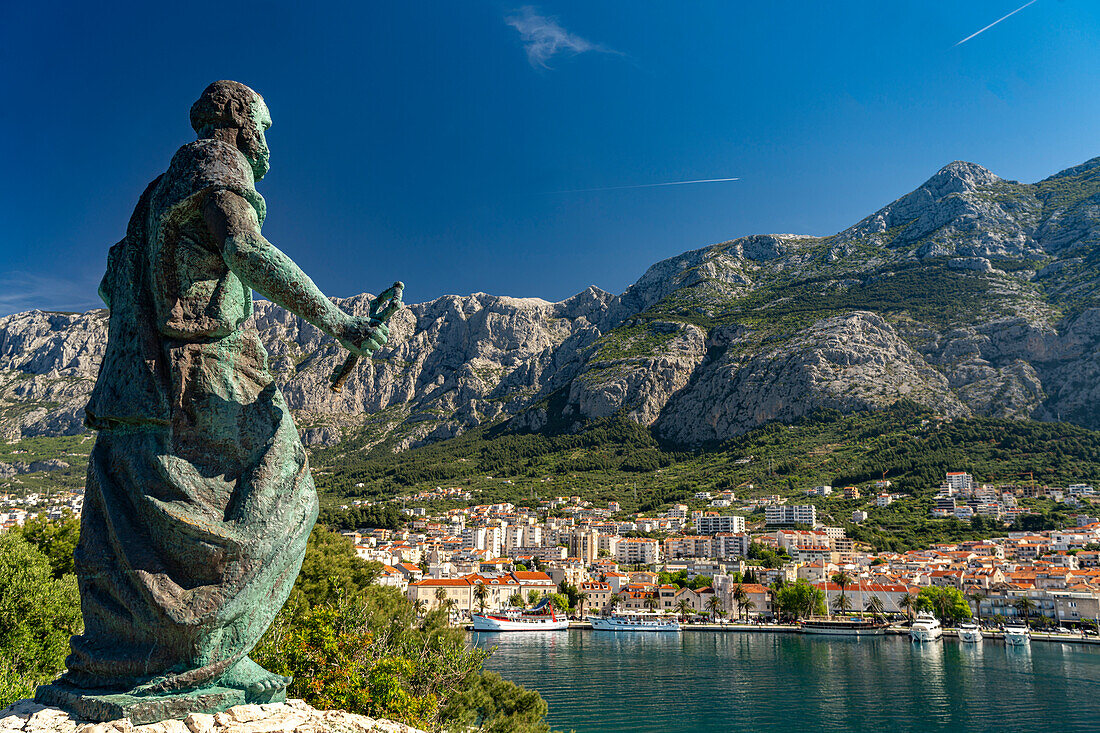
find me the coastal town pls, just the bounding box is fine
[7,470,1097,631]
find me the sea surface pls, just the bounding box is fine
[472,630,1100,732]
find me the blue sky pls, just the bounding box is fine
[2,1,1098,314]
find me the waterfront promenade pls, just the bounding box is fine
[466,620,1100,645]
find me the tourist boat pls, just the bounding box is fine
[588,612,681,632]
[910,612,943,642]
[957,622,983,643]
[1002,624,1030,646]
[800,617,888,636]
[471,600,570,632]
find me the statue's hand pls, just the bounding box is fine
[338,315,390,356]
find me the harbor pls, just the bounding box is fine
[473,629,1100,733]
[466,618,1100,645]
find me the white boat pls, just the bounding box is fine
[588,612,681,632]
[910,611,943,642]
[471,602,569,632]
[1002,624,1030,646]
[957,622,983,643]
[800,617,888,636]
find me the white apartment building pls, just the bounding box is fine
[713,532,750,559]
[615,537,661,565]
[944,472,975,493]
[462,526,503,558]
[696,514,746,535]
[764,504,817,526]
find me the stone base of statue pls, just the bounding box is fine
[0,698,424,733]
[32,682,258,726]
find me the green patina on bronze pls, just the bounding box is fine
[35,80,401,722]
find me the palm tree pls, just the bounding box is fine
[674,598,694,622]
[434,586,448,610]
[831,571,853,617]
[732,584,749,622]
[1014,596,1037,626]
[833,593,853,614]
[865,595,884,620]
[576,591,590,619]
[473,581,489,613]
[413,599,428,618]
[705,595,724,623]
[740,599,757,622]
[643,595,659,612]
[608,593,623,615]
[899,592,916,624]
[442,598,458,624]
[966,590,986,624]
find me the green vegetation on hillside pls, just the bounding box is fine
[635,259,1013,337]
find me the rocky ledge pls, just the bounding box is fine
[0,699,424,733]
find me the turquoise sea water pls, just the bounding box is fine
[472,630,1100,732]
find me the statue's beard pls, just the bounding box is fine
[237,128,270,180]
[248,150,270,180]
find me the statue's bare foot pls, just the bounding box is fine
[218,657,290,703]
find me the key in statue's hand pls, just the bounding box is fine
[331,282,404,392]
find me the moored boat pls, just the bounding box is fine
[1002,624,1030,646]
[471,600,569,631]
[910,611,943,642]
[588,611,681,632]
[800,617,889,636]
[957,622,983,643]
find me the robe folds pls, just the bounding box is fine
[67,139,317,692]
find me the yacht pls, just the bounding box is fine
[957,622,983,643]
[910,612,943,642]
[588,611,681,632]
[1002,623,1030,646]
[800,617,888,636]
[471,600,570,632]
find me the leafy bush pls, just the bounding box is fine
[253,525,556,732]
[0,532,82,707]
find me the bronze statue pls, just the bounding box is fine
[36,80,398,722]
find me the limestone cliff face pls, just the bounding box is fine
[2,156,1099,446]
[655,312,967,445]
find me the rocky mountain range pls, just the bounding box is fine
[2,156,1098,449]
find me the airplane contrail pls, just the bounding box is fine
[954,0,1039,47]
[548,177,740,194]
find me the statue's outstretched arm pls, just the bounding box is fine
[204,189,386,354]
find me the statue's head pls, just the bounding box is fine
[190,80,272,180]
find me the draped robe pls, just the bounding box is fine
[66,138,317,692]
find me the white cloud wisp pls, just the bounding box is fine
[505,6,614,68]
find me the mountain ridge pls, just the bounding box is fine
[2,156,1098,448]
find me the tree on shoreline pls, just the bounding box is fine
[899,593,915,624]
[474,582,489,613]
[916,586,971,624]
[1014,596,1037,626]
[830,571,853,616]
[705,595,724,622]
[966,590,986,623]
